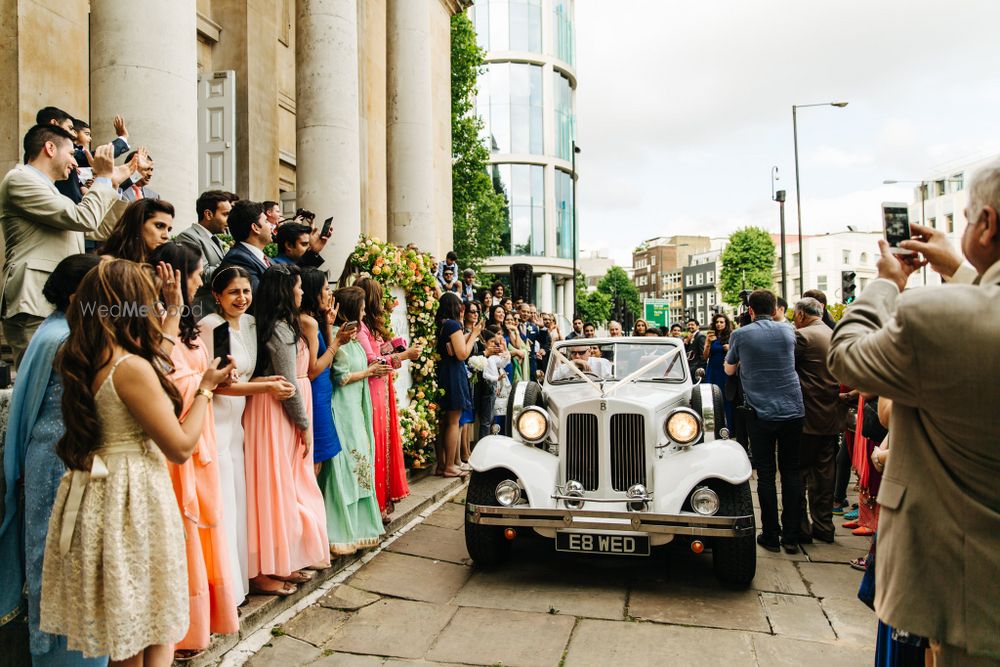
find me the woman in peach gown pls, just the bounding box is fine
[149,242,240,657]
[243,265,330,596]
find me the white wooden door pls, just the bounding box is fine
[197,71,236,194]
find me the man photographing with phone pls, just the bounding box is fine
[828,161,1000,664]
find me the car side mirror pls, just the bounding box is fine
[694,368,705,384]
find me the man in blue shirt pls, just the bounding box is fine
[725,289,805,554]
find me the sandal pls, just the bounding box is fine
[849,556,868,571]
[842,520,860,529]
[852,526,875,536]
[249,580,297,597]
[274,570,314,584]
[443,469,470,479]
[174,649,205,662]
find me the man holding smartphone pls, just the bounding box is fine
[273,223,325,268]
[828,162,1000,664]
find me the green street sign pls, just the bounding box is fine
[643,299,671,327]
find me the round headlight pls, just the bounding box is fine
[516,407,549,443]
[690,486,720,516]
[665,408,702,444]
[495,480,521,507]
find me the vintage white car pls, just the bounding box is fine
[465,336,756,586]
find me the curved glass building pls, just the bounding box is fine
[470,0,577,318]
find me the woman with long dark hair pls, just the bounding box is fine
[243,265,330,593]
[355,277,421,521]
[703,312,735,430]
[147,242,239,657]
[0,254,102,666]
[501,310,528,384]
[323,286,386,554]
[435,292,481,477]
[40,259,232,665]
[298,268,352,476]
[98,199,174,263]
[198,266,297,604]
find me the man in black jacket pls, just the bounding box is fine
[272,222,325,268]
[220,200,272,294]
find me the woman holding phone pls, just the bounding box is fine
[244,265,330,596]
[148,242,240,657]
[323,286,387,554]
[199,266,297,603]
[703,313,734,430]
[435,293,482,478]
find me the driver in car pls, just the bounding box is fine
[553,344,613,380]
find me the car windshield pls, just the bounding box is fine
[547,340,687,384]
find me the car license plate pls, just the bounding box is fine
[555,530,650,556]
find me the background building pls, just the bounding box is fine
[470,0,577,318]
[632,235,710,322]
[683,246,732,326]
[577,247,613,292]
[901,153,996,286]
[773,231,880,303]
[0,0,465,275]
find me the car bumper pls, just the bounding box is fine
[466,503,754,538]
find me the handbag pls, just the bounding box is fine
[861,398,888,444]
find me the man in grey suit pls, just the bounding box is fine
[175,190,238,318]
[0,124,131,366]
[119,150,158,201]
[828,162,1000,664]
[792,297,840,544]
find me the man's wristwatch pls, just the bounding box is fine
[196,388,214,401]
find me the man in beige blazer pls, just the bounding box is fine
[0,124,132,367]
[828,161,1000,664]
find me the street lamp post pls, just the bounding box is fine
[792,101,848,298]
[571,141,581,318]
[772,166,787,299]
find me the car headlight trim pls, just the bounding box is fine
[495,479,521,507]
[516,406,549,444]
[664,407,703,444]
[690,486,720,516]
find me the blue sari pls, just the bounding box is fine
[0,313,107,666]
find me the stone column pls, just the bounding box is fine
[90,0,198,224]
[555,279,565,320]
[387,0,435,252]
[538,273,554,313]
[296,0,362,278]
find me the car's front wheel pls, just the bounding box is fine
[464,468,516,566]
[711,481,756,587]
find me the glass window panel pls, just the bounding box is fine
[511,206,531,255]
[510,102,529,153]
[473,4,489,51]
[490,1,509,51]
[509,1,528,51]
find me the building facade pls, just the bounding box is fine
[682,246,733,326]
[1,0,464,276]
[470,0,577,318]
[632,235,710,322]
[773,231,881,303]
[902,153,996,287]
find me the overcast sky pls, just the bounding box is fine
[574,0,1000,265]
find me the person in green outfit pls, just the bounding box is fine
[321,286,388,555]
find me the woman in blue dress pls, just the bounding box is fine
[0,254,106,667]
[297,268,352,474]
[702,313,734,431]
[435,293,481,478]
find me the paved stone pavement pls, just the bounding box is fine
[243,482,875,667]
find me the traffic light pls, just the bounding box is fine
[841,270,857,304]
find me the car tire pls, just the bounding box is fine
[710,480,756,588]
[506,381,544,438]
[464,468,515,567]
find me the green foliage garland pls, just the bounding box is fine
[349,236,441,467]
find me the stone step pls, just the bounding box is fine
[178,470,466,667]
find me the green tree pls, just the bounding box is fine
[451,13,508,272]
[719,227,776,306]
[596,266,641,321]
[573,271,611,324]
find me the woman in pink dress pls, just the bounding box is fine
[149,242,240,657]
[243,264,330,596]
[355,278,422,521]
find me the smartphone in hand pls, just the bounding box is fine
[212,322,231,364]
[321,216,333,238]
[881,202,914,255]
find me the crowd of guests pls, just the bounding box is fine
[0,109,424,665]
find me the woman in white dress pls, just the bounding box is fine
[198,266,296,601]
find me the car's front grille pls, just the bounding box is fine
[565,413,599,490]
[610,413,646,491]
